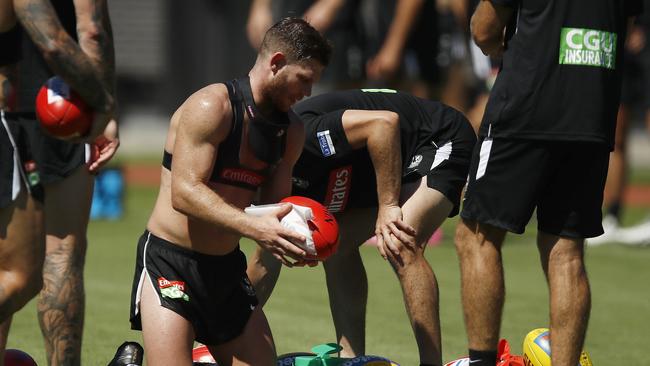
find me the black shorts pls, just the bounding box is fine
[0,111,44,208]
[129,231,258,345]
[16,113,88,184]
[460,137,609,238]
[402,117,476,217]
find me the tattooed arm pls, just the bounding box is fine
[13,0,114,130]
[72,0,119,167]
[72,0,114,95]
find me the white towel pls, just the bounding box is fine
[244,203,316,255]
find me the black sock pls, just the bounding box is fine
[419,364,437,366]
[607,202,622,222]
[469,349,498,366]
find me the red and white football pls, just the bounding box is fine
[35,76,93,138]
[281,196,339,260]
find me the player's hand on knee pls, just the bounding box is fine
[375,205,416,260]
[376,230,403,264]
[375,205,416,238]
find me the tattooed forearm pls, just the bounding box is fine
[77,0,115,95]
[13,0,114,113]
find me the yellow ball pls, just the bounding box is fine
[522,328,593,366]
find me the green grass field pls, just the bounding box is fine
[6,184,650,365]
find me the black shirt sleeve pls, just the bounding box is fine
[303,110,354,159]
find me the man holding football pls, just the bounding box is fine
[127,18,331,366]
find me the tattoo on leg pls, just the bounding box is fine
[38,239,86,366]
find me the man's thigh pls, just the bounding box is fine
[43,165,93,237]
[401,177,453,246]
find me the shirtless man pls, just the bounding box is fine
[127,18,331,366]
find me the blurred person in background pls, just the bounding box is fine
[590,0,650,246]
[0,0,118,365]
[247,0,364,92]
[362,0,440,98]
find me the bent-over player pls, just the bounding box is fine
[248,89,476,366]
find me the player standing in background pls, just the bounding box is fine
[0,0,117,365]
[248,89,476,366]
[456,1,641,366]
[128,18,330,365]
[590,0,650,246]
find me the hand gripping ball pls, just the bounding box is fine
[35,76,93,138]
[281,196,339,260]
[4,349,37,366]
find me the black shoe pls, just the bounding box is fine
[108,341,144,366]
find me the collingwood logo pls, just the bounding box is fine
[559,28,616,69]
[408,155,423,169]
[292,177,310,189]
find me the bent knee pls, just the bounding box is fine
[388,249,426,273]
[0,270,43,315]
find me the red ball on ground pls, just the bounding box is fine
[4,349,37,366]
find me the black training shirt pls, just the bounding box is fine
[295,89,463,174]
[292,89,467,209]
[480,0,642,148]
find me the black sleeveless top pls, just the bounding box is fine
[162,79,277,191]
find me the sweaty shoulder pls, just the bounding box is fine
[176,83,233,142]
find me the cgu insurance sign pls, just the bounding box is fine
[559,27,617,69]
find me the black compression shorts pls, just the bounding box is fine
[129,231,259,345]
[0,111,44,208]
[17,113,87,184]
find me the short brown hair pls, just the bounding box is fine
[259,17,332,66]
